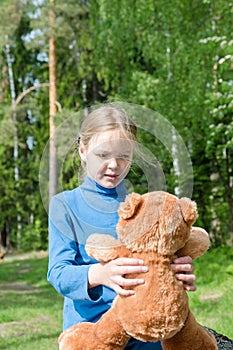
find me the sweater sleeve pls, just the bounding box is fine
[47,195,103,301]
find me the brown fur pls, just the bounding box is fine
[58,191,217,350]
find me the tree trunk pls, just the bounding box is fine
[5,38,21,249]
[49,0,57,201]
[225,148,233,248]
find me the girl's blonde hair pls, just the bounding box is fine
[77,104,137,148]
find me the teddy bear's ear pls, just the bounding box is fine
[118,192,142,219]
[179,197,198,226]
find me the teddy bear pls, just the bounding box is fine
[58,190,218,350]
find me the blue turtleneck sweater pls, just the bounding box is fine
[47,176,162,349]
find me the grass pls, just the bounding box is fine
[189,245,233,339]
[0,252,63,350]
[0,247,232,349]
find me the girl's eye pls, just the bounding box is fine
[97,153,107,158]
[120,154,131,160]
[95,153,131,160]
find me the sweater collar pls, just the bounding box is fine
[80,176,127,199]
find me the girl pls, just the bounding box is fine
[48,104,196,349]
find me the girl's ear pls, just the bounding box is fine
[78,141,87,162]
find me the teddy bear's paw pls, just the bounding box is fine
[176,226,210,260]
[58,323,95,350]
[86,233,128,261]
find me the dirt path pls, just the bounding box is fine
[2,250,48,262]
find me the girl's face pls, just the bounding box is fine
[79,129,133,188]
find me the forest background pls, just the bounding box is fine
[0,0,233,253]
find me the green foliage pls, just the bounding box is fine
[19,219,48,252]
[0,0,24,49]
[200,31,233,246]
[89,0,233,246]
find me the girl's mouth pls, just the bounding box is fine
[105,174,117,179]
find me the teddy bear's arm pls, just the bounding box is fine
[176,227,210,260]
[86,233,131,262]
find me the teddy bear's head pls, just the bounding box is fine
[86,191,209,262]
[117,191,197,256]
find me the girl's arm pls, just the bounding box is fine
[48,220,96,300]
[47,196,102,301]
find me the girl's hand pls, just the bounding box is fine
[88,257,148,296]
[171,256,196,291]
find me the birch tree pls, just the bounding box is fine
[49,0,57,200]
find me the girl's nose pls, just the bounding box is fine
[107,157,118,168]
